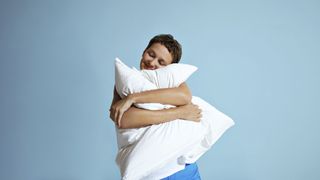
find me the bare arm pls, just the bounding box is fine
[119,106,183,129]
[109,85,201,129]
[129,82,192,106]
[110,82,192,126]
[111,100,201,129]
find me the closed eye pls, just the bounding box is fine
[159,60,166,65]
[148,51,155,58]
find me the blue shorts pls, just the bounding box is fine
[161,163,201,180]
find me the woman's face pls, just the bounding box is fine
[140,43,173,70]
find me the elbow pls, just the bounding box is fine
[177,82,192,105]
[186,94,192,104]
[182,92,192,105]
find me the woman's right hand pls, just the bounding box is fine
[178,103,202,122]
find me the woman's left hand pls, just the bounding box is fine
[110,95,135,127]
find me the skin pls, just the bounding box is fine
[109,43,202,128]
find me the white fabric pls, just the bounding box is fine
[114,57,235,180]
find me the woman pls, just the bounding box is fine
[110,34,202,180]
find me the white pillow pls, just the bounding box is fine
[114,57,158,99]
[114,57,198,149]
[114,57,235,180]
[117,97,234,180]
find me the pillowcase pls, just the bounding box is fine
[117,96,234,180]
[114,57,235,180]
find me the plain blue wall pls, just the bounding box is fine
[1,0,319,179]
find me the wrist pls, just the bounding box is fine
[128,93,137,103]
[173,106,183,119]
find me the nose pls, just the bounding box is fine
[147,59,158,69]
[150,59,157,66]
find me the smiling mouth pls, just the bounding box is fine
[144,64,155,70]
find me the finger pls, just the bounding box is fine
[117,110,123,127]
[118,111,123,127]
[117,112,121,127]
[110,110,117,125]
[112,110,117,125]
[115,110,119,126]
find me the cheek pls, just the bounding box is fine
[140,54,147,63]
[141,59,147,65]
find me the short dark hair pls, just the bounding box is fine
[144,34,182,63]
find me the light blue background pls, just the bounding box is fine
[1,0,319,179]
